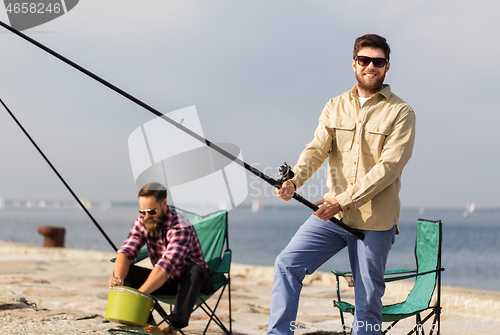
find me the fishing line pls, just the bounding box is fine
[0,21,364,240]
[0,97,119,252]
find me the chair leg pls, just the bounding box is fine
[406,311,440,335]
[227,274,232,335]
[198,289,231,335]
[199,302,230,334]
[412,313,424,335]
[152,283,232,334]
[424,310,439,335]
[333,274,348,335]
[383,320,400,334]
[429,311,440,335]
[153,301,171,327]
[151,301,188,335]
[434,306,441,335]
[338,310,347,335]
[418,313,425,335]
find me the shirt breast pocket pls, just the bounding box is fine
[331,118,356,153]
[362,121,392,156]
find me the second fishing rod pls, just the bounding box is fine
[0,20,364,240]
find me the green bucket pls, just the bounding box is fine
[105,286,154,327]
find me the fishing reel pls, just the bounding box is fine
[278,162,295,185]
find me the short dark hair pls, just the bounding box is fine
[353,34,391,61]
[138,182,167,203]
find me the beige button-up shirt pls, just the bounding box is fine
[291,85,415,232]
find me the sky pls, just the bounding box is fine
[0,0,499,209]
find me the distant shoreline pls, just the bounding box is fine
[2,199,500,211]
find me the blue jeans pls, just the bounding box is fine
[267,214,396,335]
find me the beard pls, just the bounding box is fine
[355,69,387,95]
[143,210,165,234]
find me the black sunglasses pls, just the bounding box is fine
[139,209,157,216]
[355,56,388,68]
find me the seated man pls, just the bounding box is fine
[109,182,212,330]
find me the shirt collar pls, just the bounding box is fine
[351,84,392,101]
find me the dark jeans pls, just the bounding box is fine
[121,263,212,329]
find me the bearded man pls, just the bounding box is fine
[267,34,416,335]
[109,182,212,330]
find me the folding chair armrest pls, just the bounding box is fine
[110,248,148,264]
[214,250,232,274]
[384,269,417,282]
[333,269,418,286]
[332,270,354,288]
[133,248,149,264]
[384,268,446,283]
[332,270,351,277]
[333,269,415,276]
[384,269,416,275]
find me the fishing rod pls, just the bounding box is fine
[0,97,119,252]
[0,21,364,240]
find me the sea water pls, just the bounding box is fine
[229,206,500,292]
[0,205,498,292]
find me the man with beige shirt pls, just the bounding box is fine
[267,34,415,335]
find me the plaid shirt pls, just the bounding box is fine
[118,206,208,280]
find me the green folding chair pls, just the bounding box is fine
[333,219,444,335]
[111,207,232,335]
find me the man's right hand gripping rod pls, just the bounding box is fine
[278,163,365,240]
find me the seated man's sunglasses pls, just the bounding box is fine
[354,56,388,68]
[139,209,157,216]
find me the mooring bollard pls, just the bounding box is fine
[38,226,66,247]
